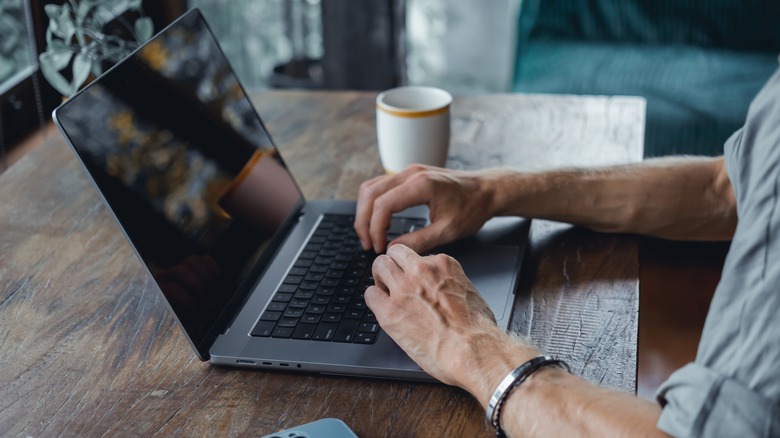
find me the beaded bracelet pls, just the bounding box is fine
[486,355,571,438]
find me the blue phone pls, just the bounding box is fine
[261,418,359,438]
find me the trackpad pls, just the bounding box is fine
[437,244,520,325]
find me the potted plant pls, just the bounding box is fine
[38,0,153,97]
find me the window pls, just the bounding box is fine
[0,0,58,168]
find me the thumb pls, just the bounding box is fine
[364,285,391,318]
[390,221,449,254]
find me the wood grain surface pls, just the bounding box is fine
[0,90,644,437]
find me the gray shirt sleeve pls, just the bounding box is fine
[655,66,780,437]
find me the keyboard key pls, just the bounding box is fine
[251,321,275,337]
[313,322,338,341]
[306,304,326,314]
[355,332,377,344]
[272,293,293,303]
[323,240,341,249]
[301,313,322,324]
[283,308,304,318]
[355,251,372,260]
[311,294,331,305]
[325,269,344,279]
[304,243,322,252]
[359,322,379,333]
[349,300,366,310]
[292,323,316,340]
[278,284,297,293]
[327,303,346,313]
[339,245,360,254]
[321,278,339,287]
[299,281,320,290]
[313,229,330,237]
[261,311,282,321]
[323,312,343,323]
[331,261,349,270]
[314,256,334,265]
[267,302,287,312]
[304,273,324,282]
[283,275,303,284]
[271,326,294,338]
[277,317,299,328]
[333,320,359,342]
[341,277,359,286]
[310,264,328,273]
[289,267,308,276]
[298,251,318,260]
[350,260,369,269]
[293,290,314,300]
[363,311,378,323]
[337,286,355,295]
[345,309,365,319]
[288,298,309,308]
[316,286,335,296]
[293,258,313,268]
[332,295,351,304]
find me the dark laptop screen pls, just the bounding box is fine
[54,10,304,352]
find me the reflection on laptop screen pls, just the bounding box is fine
[55,11,303,348]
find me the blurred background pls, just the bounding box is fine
[0,0,519,170]
[4,0,778,166]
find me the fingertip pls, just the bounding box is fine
[364,285,388,311]
[373,240,387,255]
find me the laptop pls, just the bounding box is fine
[52,8,530,381]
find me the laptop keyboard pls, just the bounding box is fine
[250,214,426,343]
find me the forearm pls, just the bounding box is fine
[481,156,737,240]
[503,367,667,438]
[457,334,667,438]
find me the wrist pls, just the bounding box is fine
[476,168,520,218]
[451,328,540,408]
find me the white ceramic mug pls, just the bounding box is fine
[376,86,452,174]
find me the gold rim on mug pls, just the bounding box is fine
[376,86,452,119]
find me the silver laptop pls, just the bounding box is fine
[52,8,529,381]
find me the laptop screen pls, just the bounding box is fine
[54,10,304,352]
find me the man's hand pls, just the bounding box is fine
[354,165,499,254]
[365,244,537,401]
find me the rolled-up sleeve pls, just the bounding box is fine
[654,64,780,437]
[656,363,780,437]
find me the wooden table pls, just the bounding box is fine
[0,90,644,436]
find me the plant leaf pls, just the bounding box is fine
[39,53,75,96]
[126,0,143,10]
[40,49,74,71]
[91,61,103,77]
[77,0,95,19]
[72,52,91,91]
[46,4,75,42]
[134,17,153,42]
[44,4,62,21]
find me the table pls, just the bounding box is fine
[0,90,644,436]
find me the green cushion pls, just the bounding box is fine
[521,0,780,50]
[513,40,778,156]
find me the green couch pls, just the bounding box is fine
[512,0,780,157]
